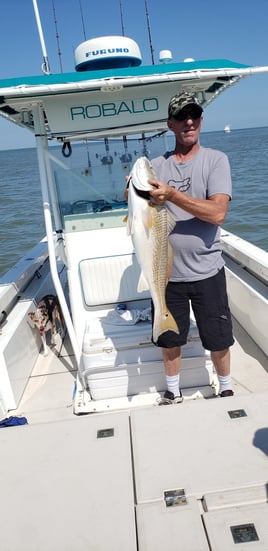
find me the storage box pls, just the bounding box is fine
[81,308,211,400]
[84,357,213,400]
[82,312,206,371]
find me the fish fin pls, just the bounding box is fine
[141,206,153,229]
[137,271,149,292]
[126,213,135,236]
[153,309,179,343]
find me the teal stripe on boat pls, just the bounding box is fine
[0,59,251,89]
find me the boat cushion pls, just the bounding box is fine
[79,253,150,307]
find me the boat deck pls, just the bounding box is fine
[12,316,268,424]
[1,318,268,550]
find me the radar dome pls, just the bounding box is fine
[74,36,142,71]
[159,50,173,63]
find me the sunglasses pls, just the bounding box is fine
[174,110,202,121]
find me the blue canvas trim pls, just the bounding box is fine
[0,59,251,90]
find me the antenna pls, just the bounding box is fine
[32,0,51,74]
[79,0,87,41]
[144,0,154,65]
[52,0,63,73]
[119,0,125,36]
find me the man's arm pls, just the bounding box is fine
[149,179,230,226]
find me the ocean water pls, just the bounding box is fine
[0,126,268,278]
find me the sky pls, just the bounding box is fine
[0,0,268,150]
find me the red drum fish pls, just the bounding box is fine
[127,156,179,343]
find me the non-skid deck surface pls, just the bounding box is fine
[131,393,268,503]
[0,412,137,551]
[1,393,268,550]
[11,330,77,424]
[131,393,268,550]
[13,315,268,422]
[1,319,268,550]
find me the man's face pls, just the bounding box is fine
[167,111,203,147]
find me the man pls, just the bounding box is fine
[149,92,234,404]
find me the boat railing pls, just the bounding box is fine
[221,229,268,285]
[221,229,268,356]
[0,238,51,315]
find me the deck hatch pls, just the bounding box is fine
[164,488,187,507]
[97,428,114,438]
[230,523,259,543]
[228,409,247,419]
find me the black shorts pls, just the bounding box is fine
[153,268,234,351]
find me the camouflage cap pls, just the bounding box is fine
[168,92,203,118]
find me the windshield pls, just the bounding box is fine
[54,133,172,231]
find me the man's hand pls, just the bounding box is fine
[148,179,173,205]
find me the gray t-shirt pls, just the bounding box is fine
[151,147,232,282]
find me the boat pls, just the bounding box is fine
[1,17,268,550]
[224,124,231,133]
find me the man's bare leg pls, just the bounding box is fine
[158,346,183,402]
[163,346,182,375]
[211,348,233,395]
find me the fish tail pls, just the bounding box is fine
[153,309,179,343]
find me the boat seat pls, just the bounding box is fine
[79,253,150,307]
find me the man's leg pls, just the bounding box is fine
[158,346,183,404]
[211,348,231,377]
[155,282,189,404]
[191,269,234,397]
[211,348,233,396]
[163,346,182,376]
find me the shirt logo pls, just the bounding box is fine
[168,178,191,192]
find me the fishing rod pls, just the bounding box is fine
[32,0,51,74]
[52,0,63,73]
[144,0,154,65]
[119,0,125,36]
[79,0,87,40]
[119,0,155,63]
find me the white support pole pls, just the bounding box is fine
[32,104,81,369]
[32,0,51,74]
[43,145,68,266]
